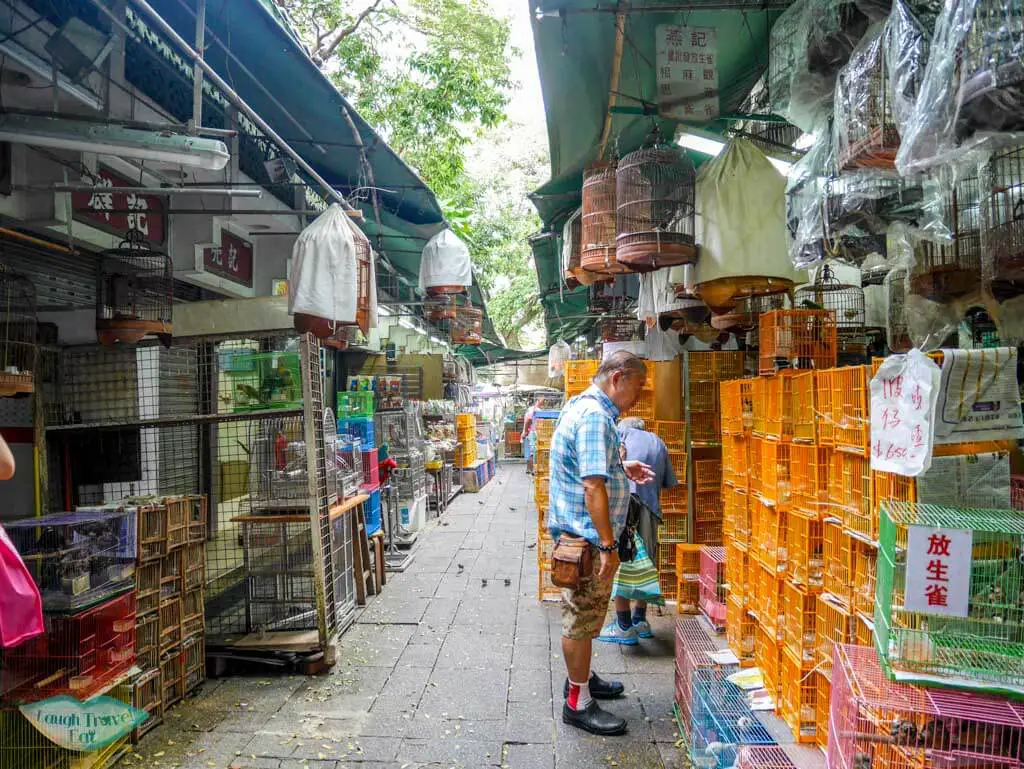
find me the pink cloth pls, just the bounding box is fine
[0,524,44,648]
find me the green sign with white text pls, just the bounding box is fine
[20,695,148,752]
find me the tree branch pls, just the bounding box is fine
[316,0,386,61]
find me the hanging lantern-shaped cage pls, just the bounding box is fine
[95,233,173,346]
[956,1,1024,141]
[580,162,625,275]
[910,172,983,301]
[886,267,911,352]
[794,264,866,332]
[805,0,871,80]
[615,145,697,272]
[424,295,458,322]
[588,280,618,313]
[768,0,803,119]
[985,144,1024,300]
[835,24,898,170]
[450,306,483,345]
[0,264,37,397]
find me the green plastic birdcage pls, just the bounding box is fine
[875,500,1024,697]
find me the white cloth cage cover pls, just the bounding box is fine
[289,203,362,327]
[419,229,473,292]
[548,340,571,379]
[637,268,693,326]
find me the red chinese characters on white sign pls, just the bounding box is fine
[904,525,972,618]
[870,349,941,477]
[655,25,719,122]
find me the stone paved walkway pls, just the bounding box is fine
[133,464,682,769]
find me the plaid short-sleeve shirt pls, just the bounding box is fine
[547,386,631,546]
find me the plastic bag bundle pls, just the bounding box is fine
[835,23,897,170]
[883,0,933,139]
[896,0,1024,176]
[419,229,472,294]
[548,340,571,379]
[786,126,834,268]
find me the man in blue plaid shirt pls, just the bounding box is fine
[548,351,653,736]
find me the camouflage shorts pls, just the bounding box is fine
[561,562,614,640]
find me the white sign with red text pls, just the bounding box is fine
[870,349,941,477]
[904,525,972,618]
[655,25,719,122]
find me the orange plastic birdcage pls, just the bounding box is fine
[622,388,655,421]
[750,378,768,437]
[667,451,687,486]
[780,647,818,743]
[717,352,745,381]
[694,489,723,524]
[654,420,687,452]
[722,433,746,487]
[784,581,818,668]
[727,595,756,664]
[828,451,873,541]
[749,437,763,496]
[871,470,916,533]
[720,380,741,435]
[677,551,701,613]
[675,543,701,577]
[827,365,869,456]
[758,309,838,376]
[755,561,786,643]
[693,459,722,492]
[851,538,877,618]
[755,622,782,699]
[854,612,873,648]
[687,351,715,381]
[787,511,824,592]
[814,370,834,446]
[815,594,854,679]
[757,501,787,577]
[790,444,830,517]
[690,380,719,413]
[764,373,794,442]
[693,520,722,545]
[726,539,749,605]
[732,487,752,549]
[689,410,721,446]
[658,541,678,577]
[661,511,688,540]
[791,371,817,443]
[659,570,678,600]
[662,483,688,514]
[822,521,853,608]
[870,350,944,377]
[760,440,792,508]
[815,672,831,752]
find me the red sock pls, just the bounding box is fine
[567,679,592,711]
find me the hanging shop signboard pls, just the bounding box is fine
[71,168,167,246]
[655,25,719,122]
[199,228,254,289]
[20,695,148,752]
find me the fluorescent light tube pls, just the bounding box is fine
[0,114,230,171]
[677,132,725,157]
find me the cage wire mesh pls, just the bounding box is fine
[0,263,37,397]
[985,144,1024,300]
[957,1,1024,142]
[911,171,983,301]
[885,266,912,352]
[581,161,624,275]
[450,306,483,345]
[95,232,173,346]
[794,264,867,359]
[876,501,1024,693]
[615,144,697,272]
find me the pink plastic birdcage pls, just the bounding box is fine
[829,644,1024,769]
[736,746,796,769]
[698,546,726,630]
[674,617,721,739]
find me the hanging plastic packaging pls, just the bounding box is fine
[548,340,571,380]
[696,139,804,312]
[786,125,834,269]
[419,229,472,295]
[289,203,360,337]
[636,272,658,327]
[883,0,933,140]
[896,0,1024,176]
[0,524,44,649]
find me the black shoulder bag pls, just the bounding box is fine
[618,493,648,563]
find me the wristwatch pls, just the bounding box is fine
[597,541,617,553]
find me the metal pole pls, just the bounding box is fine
[88,0,351,210]
[190,0,206,134]
[51,184,263,197]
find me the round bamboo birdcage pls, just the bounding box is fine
[589,280,618,313]
[95,231,173,346]
[615,146,697,272]
[986,144,1024,300]
[450,306,483,345]
[835,26,899,170]
[711,293,786,333]
[957,1,1024,142]
[424,296,458,322]
[910,173,982,301]
[581,162,626,275]
[0,264,37,397]
[601,316,640,342]
[794,264,866,332]
[696,276,797,316]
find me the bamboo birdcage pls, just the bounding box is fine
[956,1,1024,142]
[600,316,640,342]
[712,293,786,334]
[95,231,173,346]
[768,0,803,118]
[794,264,866,346]
[910,172,983,301]
[805,0,871,80]
[985,144,1024,299]
[450,306,483,345]
[886,267,912,352]
[0,264,36,397]
[615,145,697,272]
[581,162,624,275]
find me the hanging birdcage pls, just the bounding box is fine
[351,224,373,334]
[95,231,172,346]
[795,264,866,332]
[601,316,640,342]
[450,306,483,345]
[711,293,787,333]
[806,0,871,79]
[985,144,1024,300]
[910,172,983,301]
[588,279,619,313]
[886,267,911,352]
[562,208,583,286]
[0,264,37,397]
[956,1,1024,141]
[424,295,458,322]
[615,145,697,272]
[420,229,471,297]
[580,162,623,275]
[835,25,898,169]
[769,0,803,118]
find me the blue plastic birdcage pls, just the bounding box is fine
[690,668,775,768]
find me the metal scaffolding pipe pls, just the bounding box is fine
[51,184,264,197]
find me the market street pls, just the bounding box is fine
[130,464,684,769]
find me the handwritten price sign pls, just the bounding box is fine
[869,349,941,477]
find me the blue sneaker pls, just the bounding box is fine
[596,621,639,646]
[633,620,654,639]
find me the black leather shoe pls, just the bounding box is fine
[562,700,628,736]
[563,672,625,700]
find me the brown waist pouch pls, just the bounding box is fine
[551,534,594,589]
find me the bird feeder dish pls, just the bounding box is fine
[910,173,982,301]
[450,307,483,345]
[580,162,624,275]
[614,146,697,272]
[0,264,37,397]
[95,234,172,346]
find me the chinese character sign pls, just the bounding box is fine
[655,25,719,122]
[904,525,972,618]
[203,230,254,288]
[71,169,166,245]
[870,348,941,477]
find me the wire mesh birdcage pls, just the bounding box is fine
[615,145,697,272]
[886,267,912,352]
[911,172,983,300]
[241,518,318,633]
[247,416,310,513]
[96,231,173,346]
[829,644,1024,769]
[600,316,640,342]
[581,161,624,275]
[450,306,483,345]
[876,501,1024,693]
[985,144,1024,299]
[956,1,1024,142]
[806,0,871,80]
[795,264,866,343]
[0,263,37,397]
